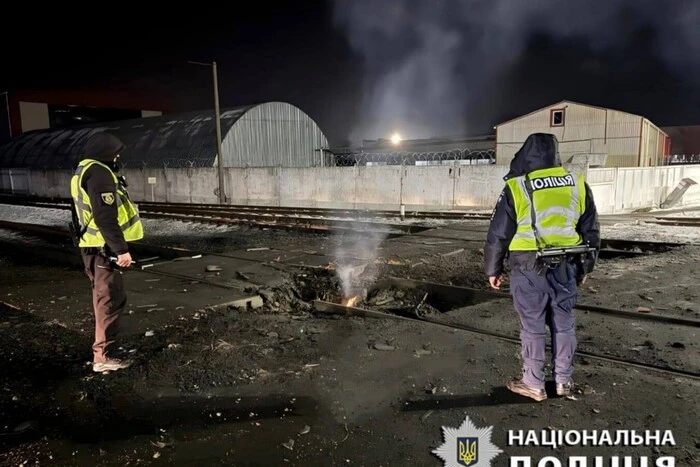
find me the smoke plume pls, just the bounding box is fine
[332,0,700,142]
[332,226,389,299]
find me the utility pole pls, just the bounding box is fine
[0,92,11,140]
[188,61,226,204]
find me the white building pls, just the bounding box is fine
[494,100,670,168]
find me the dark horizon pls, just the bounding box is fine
[2,0,700,146]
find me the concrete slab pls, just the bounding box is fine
[0,261,260,343]
[142,255,290,289]
[123,270,258,312]
[220,248,309,263]
[279,253,336,268]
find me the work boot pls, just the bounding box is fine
[556,380,574,396]
[93,358,132,373]
[506,378,547,402]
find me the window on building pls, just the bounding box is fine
[550,109,565,127]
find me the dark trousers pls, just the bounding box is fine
[510,262,578,388]
[82,253,127,363]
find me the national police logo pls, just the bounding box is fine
[432,415,502,467]
[101,192,115,205]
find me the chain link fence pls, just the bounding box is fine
[330,148,496,167]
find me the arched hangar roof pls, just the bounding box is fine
[0,102,329,169]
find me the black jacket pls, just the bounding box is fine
[78,132,129,255]
[484,133,601,277]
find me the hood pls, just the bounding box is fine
[81,132,125,162]
[504,133,561,180]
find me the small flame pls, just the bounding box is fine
[340,294,361,308]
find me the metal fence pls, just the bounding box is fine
[659,154,700,166]
[331,148,496,167]
[7,150,498,170]
[115,149,497,169]
[118,158,215,169]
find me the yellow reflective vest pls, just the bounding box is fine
[70,159,144,248]
[506,167,586,251]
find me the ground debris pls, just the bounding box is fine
[372,343,395,351]
[236,271,251,281]
[215,339,234,351]
[364,287,442,316]
[282,439,294,450]
[440,248,465,257]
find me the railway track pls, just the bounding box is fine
[647,216,700,227]
[0,218,696,327]
[0,195,492,220]
[0,218,697,381]
[313,299,700,381]
[0,198,688,257]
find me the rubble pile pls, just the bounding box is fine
[242,269,348,314]
[363,287,443,317]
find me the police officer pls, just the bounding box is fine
[70,132,144,373]
[484,133,600,401]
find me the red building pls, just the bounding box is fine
[1,89,168,145]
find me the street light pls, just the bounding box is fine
[188,60,226,204]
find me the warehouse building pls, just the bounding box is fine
[495,100,670,168]
[0,102,330,170]
[0,89,166,146]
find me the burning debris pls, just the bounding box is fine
[340,290,367,308]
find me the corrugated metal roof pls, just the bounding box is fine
[0,105,253,169]
[494,100,648,128]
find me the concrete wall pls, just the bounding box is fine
[588,164,700,213]
[3,164,699,214]
[0,165,509,211]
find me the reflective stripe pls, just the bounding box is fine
[512,226,580,240]
[120,213,141,230]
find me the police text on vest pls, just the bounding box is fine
[529,174,575,191]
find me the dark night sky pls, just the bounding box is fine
[2,0,700,146]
